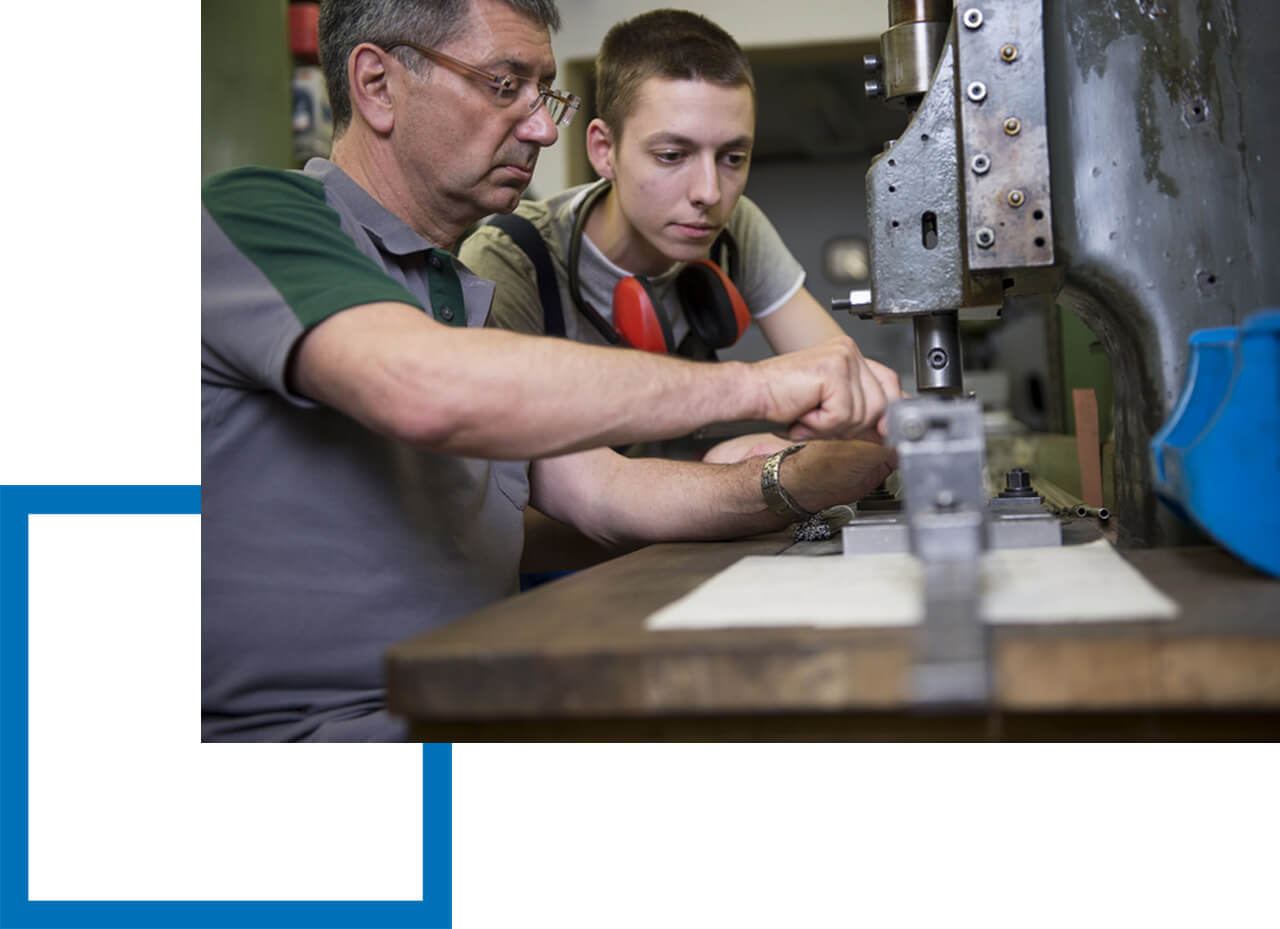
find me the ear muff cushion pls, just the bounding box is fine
[676,260,751,349]
[613,276,676,353]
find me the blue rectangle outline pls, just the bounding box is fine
[1,486,451,929]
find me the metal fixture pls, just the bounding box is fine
[842,399,1062,704]
[876,0,953,102]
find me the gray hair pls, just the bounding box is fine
[319,0,562,134]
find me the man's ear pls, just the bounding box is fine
[585,118,617,180]
[348,44,396,134]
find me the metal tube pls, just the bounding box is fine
[880,0,951,103]
[913,312,964,394]
[1031,476,1082,515]
[888,0,951,27]
[879,21,951,100]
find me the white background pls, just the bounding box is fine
[26,514,424,901]
[4,2,1276,927]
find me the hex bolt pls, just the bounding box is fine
[902,417,927,441]
[975,227,996,249]
[999,467,1037,498]
[1007,189,1025,207]
[962,8,984,29]
[927,347,948,370]
[1004,116,1021,135]
[966,81,988,103]
[971,153,991,175]
[1000,44,1018,62]
[864,79,884,98]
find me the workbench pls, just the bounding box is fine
[385,534,1280,740]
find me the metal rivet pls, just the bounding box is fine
[439,306,455,321]
[864,79,884,98]
[1007,189,1025,207]
[975,227,996,249]
[966,81,988,103]
[863,53,882,72]
[902,417,927,441]
[927,348,949,370]
[1000,44,1018,62]
[971,153,991,175]
[963,8,984,29]
[935,489,957,508]
[1003,116,1021,135]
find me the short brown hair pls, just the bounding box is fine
[595,9,754,136]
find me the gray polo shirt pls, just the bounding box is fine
[202,157,528,741]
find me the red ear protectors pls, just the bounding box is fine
[612,260,750,354]
[614,276,676,353]
[568,181,749,356]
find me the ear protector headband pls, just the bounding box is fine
[566,181,750,355]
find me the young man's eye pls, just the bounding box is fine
[654,150,684,164]
[722,152,749,168]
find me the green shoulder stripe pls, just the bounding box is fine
[202,167,424,327]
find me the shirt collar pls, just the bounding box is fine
[302,157,439,256]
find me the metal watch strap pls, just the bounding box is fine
[760,444,812,520]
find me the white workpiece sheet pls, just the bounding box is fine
[646,538,1178,630]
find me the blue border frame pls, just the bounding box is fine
[0,486,451,929]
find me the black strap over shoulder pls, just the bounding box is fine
[485,212,566,338]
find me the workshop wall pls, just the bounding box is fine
[540,1,890,194]
[201,0,294,179]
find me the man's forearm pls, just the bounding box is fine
[531,441,895,550]
[293,302,857,460]
[531,449,781,551]
[418,326,766,459]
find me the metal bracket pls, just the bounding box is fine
[955,0,1055,269]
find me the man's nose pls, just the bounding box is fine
[689,156,722,208]
[515,99,559,147]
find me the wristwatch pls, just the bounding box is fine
[760,444,813,520]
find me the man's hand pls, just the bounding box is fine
[749,336,859,438]
[860,357,905,438]
[749,336,905,441]
[775,439,898,514]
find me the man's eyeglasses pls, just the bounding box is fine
[386,41,581,128]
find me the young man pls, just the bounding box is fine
[460,8,902,458]
[202,0,894,741]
